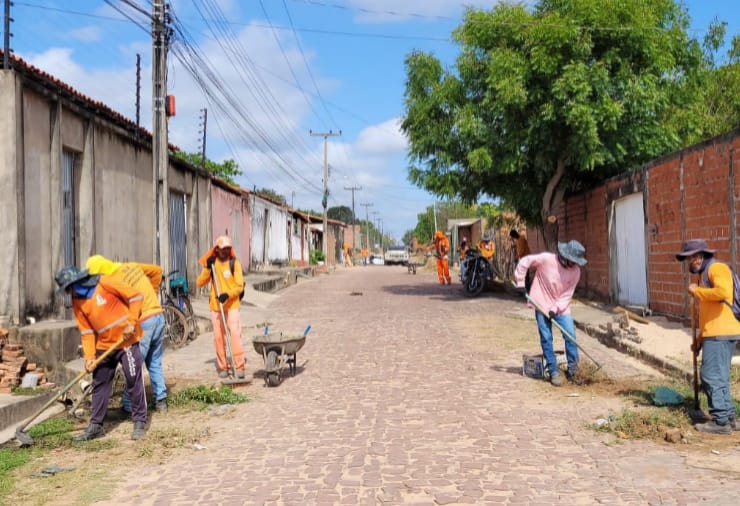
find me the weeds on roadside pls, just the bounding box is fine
[168,385,249,409]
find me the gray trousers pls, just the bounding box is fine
[91,342,147,424]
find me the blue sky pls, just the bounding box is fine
[9,0,739,241]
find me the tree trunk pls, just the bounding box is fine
[541,158,566,252]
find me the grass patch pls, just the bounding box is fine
[11,387,49,396]
[0,448,33,499]
[593,406,687,439]
[168,385,249,409]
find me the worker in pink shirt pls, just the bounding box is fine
[514,240,587,386]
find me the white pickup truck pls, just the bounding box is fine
[384,245,410,266]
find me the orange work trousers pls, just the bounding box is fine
[436,257,451,284]
[210,309,246,372]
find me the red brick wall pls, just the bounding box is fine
[525,129,740,319]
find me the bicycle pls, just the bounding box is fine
[159,276,189,348]
[163,270,199,345]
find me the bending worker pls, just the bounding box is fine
[428,230,452,285]
[514,240,586,387]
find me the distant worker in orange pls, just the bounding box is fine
[510,228,533,292]
[196,236,247,379]
[510,229,530,261]
[361,247,369,266]
[343,243,353,267]
[428,230,452,285]
[478,231,496,264]
[458,236,469,265]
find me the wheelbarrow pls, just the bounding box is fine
[252,326,310,387]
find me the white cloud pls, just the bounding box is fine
[67,26,103,43]
[354,118,407,155]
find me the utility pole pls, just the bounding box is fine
[4,0,13,70]
[360,202,373,251]
[199,108,208,169]
[152,1,170,272]
[135,54,141,136]
[344,185,361,256]
[372,211,380,251]
[310,129,341,262]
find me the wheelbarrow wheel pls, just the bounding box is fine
[265,349,281,387]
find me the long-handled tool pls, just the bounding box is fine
[525,293,602,371]
[15,335,127,447]
[210,264,251,386]
[687,296,708,421]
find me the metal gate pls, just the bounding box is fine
[62,151,76,267]
[169,191,187,278]
[614,193,648,306]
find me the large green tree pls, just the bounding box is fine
[327,205,356,224]
[172,151,242,186]
[402,0,703,248]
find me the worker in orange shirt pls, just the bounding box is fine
[343,243,353,267]
[458,236,469,266]
[85,255,168,414]
[54,265,147,441]
[428,230,452,284]
[478,231,496,264]
[196,236,247,379]
[361,247,369,266]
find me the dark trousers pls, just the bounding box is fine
[91,343,147,424]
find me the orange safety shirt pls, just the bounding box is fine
[72,275,144,359]
[478,241,495,261]
[112,263,163,321]
[696,261,740,340]
[196,247,245,312]
[429,236,450,257]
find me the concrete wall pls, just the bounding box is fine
[211,184,251,272]
[0,65,213,325]
[0,72,20,324]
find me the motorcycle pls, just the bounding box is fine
[460,248,493,297]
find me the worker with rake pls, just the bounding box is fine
[54,266,148,441]
[196,235,247,380]
[85,255,168,414]
[428,230,452,284]
[514,240,587,387]
[676,239,740,434]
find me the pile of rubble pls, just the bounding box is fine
[0,328,53,393]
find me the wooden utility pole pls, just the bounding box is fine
[310,129,341,262]
[344,185,361,255]
[152,1,170,272]
[135,54,141,135]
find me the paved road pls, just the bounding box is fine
[105,267,740,505]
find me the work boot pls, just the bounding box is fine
[73,423,105,442]
[550,372,564,387]
[729,418,740,431]
[155,399,167,413]
[236,370,246,380]
[218,370,229,379]
[131,421,147,440]
[694,420,732,435]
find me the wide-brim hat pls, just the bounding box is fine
[482,231,493,242]
[675,239,715,261]
[557,240,587,266]
[54,266,98,295]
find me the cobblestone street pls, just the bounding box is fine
[106,267,740,505]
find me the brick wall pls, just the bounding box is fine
[525,129,740,319]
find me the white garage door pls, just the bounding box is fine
[614,193,648,306]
